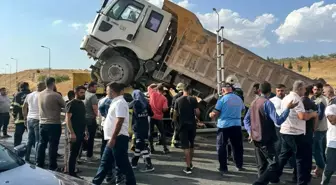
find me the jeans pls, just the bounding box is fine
[114,135,136,185]
[277,134,309,185]
[321,147,336,185]
[37,124,62,170]
[83,119,97,158]
[149,118,167,150]
[0,112,10,135]
[274,127,282,162]
[93,135,135,185]
[216,126,244,171]
[14,123,25,147]
[68,132,84,175]
[25,119,40,161]
[253,142,279,185]
[313,131,327,169]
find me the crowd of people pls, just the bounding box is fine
[0,76,335,185]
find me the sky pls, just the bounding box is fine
[0,0,336,72]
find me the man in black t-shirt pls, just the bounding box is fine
[65,85,88,178]
[173,85,202,174]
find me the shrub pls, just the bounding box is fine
[328,53,336,58]
[37,74,70,83]
[288,61,293,69]
[297,64,303,72]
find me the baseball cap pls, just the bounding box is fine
[221,82,233,88]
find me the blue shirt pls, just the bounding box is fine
[98,97,112,118]
[243,100,290,135]
[215,93,245,128]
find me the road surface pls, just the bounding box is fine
[1,131,333,185]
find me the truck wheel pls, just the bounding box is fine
[100,56,135,85]
[201,103,217,128]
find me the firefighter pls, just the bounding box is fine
[12,82,31,147]
[170,83,185,148]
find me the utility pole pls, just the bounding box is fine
[213,8,225,95]
[6,64,11,93]
[41,45,51,77]
[10,58,18,85]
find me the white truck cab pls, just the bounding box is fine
[80,0,172,85]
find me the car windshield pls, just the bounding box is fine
[0,145,25,173]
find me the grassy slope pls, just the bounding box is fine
[279,58,336,87]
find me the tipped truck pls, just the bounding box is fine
[80,0,322,122]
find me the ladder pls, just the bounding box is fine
[216,26,225,95]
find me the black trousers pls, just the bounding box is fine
[0,112,10,135]
[83,119,97,158]
[253,142,279,185]
[68,132,84,175]
[277,134,309,185]
[149,118,167,150]
[37,124,62,170]
[14,123,25,147]
[216,126,244,171]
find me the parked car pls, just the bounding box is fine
[0,143,92,185]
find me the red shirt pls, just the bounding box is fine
[148,87,168,120]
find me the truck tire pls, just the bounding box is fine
[100,55,135,85]
[201,103,217,128]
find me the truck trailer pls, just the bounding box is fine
[80,0,322,121]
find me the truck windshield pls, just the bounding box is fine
[106,0,144,23]
[0,145,25,173]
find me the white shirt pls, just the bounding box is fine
[25,91,40,120]
[103,96,129,140]
[325,104,336,148]
[280,91,306,135]
[270,96,283,128]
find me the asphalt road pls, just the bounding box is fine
[1,131,334,185]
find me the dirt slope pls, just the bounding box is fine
[0,69,89,96]
[280,58,336,87]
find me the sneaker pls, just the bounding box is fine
[85,156,98,162]
[69,173,83,179]
[190,163,194,170]
[140,165,155,172]
[3,134,11,138]
[106,176,116,184]
[183,167,192,174]
[116,175,125,185]
[217,167,228,175]
[131,164,138,169]
[162,148,170,154]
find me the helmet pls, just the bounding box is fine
[226,75,241,88]
[176,83,185,91]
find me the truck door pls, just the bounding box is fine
[92,0,147,43]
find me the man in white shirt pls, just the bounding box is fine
[92,83,135,185]
[276,80,318,184]
[0,87,11,138]
[322,104,336,185]
[22,82,46,163]
[270,84,286,159]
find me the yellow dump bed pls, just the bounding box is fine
[162,0,318,103]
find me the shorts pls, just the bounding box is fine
[179,125,196,149]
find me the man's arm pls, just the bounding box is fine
[209,98,223,119]
[243,109,251,135]
[327,115,336,125]
[65,112,75,134]
[162,97,168,112]
[265,101,290,126]
[172,100,179,122]
[91,95,99,117]
[57,94,66,108]
[317,102,326,120]
[22,96,29,120]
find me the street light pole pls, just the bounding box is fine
[6,64,11,93]
[41,45,51,77]
[10,57,18,84]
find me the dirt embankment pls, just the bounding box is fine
[0,69,89,96]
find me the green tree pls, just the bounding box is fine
[288,61,293,69]
[308,60,311,72]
